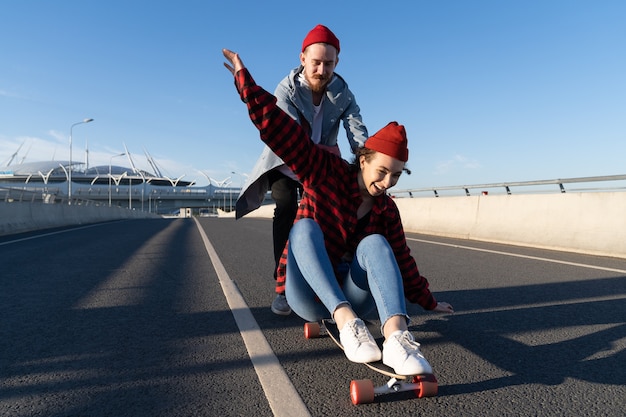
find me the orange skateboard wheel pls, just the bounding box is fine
[413,374,438,398]
[350,379,375,405]
[304,322,321,339]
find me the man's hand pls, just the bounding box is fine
[222,49,245,75]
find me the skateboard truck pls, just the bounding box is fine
[350,374,438,405]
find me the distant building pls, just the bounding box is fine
[0,160,241,214]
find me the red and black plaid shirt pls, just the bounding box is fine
[235,69,437,310]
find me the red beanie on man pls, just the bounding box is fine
[365,122,409,162]
[301,24,340,53]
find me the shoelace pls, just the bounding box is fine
[346,320,372,345]
[396,332,425,357]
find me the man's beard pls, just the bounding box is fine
[307,75,329,94]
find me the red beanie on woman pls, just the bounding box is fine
[365,122,409,162]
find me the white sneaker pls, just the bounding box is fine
[383,330,433,375]
[339,318,382,363]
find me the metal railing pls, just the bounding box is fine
[0,186,107,207]
[0,185,241,214]
[392,174,626,198]
[5,174,626,204]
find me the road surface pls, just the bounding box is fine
[1,217,624,416]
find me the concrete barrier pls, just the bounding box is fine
[7,191,623,259]
[0,202,159,236]
[235,192,626,259]
[396,192,626,259]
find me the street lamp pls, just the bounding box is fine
[68,118,94,203]
[231,171,244,188]
[109,152,126,207]
[231,171,246,212]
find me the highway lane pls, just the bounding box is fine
[0,219,272,417]
[1,217,625,416]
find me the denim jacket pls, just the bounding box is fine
[235,66,368,219]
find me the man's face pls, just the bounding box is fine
[300,43,339,94]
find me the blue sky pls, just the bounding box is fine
[1,0,625,190]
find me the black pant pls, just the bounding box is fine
[267,170,301,280]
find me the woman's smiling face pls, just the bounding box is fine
[359,152,405,197]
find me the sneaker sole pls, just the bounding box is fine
[271,306,292,316]
[382,359,432,376]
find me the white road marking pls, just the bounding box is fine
[194,218,310,417]
[0,222,119,246]
[451,294,626,316]
[408,237,626,274]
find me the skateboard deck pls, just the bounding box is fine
[304,319,438,404]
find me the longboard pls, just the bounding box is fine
[304,319,438,404]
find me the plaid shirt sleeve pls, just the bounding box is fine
[235,68,321,179]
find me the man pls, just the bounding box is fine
[235,24,368,315]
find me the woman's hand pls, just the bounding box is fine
[222,48,245,75]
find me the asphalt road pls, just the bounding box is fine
[1,217,624,416]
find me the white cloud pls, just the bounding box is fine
[0,136,63,165]
[435,154,481,175]
[0,89,20,99]
[48,130,67,144]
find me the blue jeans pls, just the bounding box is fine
[285,218,408,329]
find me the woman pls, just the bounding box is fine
[223,49,454,375]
